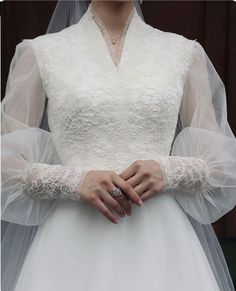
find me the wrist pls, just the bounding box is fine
[21,162,87,201]
[156,156,209,191]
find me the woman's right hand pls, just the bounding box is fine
[78,170,143,224]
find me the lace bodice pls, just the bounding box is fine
[30,3,195,173]
[2,1,235,237]
[4,1,234,230]
[2,7,236,287]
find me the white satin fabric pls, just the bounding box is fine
[1,3,236,291]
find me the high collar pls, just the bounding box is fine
[86,2,142,25]
[75,2,146,73]
[78,2,145,35]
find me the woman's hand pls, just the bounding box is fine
[79,170,143,224]
[118,160,165,202]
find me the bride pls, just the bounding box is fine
[1,1,236,290]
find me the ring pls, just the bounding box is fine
[111,188,124,198]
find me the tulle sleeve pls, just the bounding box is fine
[1,39,87,226]
[168,40,236,224]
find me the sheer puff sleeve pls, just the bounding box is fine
[157,40,236,225]
[1,39,88,226]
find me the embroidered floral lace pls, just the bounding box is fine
[20,162,88,202]
[2,3,235,229]
[20,156,209,202]
[2,6,236,290]
[156,156,209,192]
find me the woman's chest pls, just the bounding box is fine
[33,22,193,106]
[33,24,194,142]
[42,39,186,118]
[45,60,184,135]
[38,34,189,144]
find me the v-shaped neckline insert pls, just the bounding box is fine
[86,3,138,72]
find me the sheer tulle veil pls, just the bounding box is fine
[46,0,145,34]
[1,2,144,291]
[1,1,236,291]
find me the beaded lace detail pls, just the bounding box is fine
[156,157,209,192]
[20,162,88,201]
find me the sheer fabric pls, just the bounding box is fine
[1,40,88,226]
[171,41,236,225]
[1,3,145,287]
[1,40,88,291]
[156,156,209,192]
[46,0,145,34]
[1,6,236,291]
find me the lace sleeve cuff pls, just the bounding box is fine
[20,162,88,202]
[156,156,209,192]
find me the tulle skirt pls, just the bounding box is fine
[13,191,220,291]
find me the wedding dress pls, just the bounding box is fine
[2,3,236,291]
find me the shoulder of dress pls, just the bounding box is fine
[29,23,82,48]
[140,23,197,49]
[154,27,197,61]
[141,25,198,77]
[166,31,198,52]
[161,29,196,47]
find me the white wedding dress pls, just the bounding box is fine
[2,3,236,291]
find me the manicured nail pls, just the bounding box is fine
[137,200,144,207]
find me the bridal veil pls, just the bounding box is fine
[1,1,236,290]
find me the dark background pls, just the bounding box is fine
[1,0,236,285]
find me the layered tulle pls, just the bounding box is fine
[1,37,235,291]
[2,40,61,226]
[170,41,236,225]
[1,40,62,291]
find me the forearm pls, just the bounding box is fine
[156,156,209,192]
[20,162,88,201]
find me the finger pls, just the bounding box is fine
[92,198,119,224]
[141,184,163,202]
[113,174,144,206]
[140,189,154,202]
[105,182,132,216]
[118,163,137,180]
[101,190,127,217]
[114,192,132,216]
[134,180,150,196]
[126,172,143,188]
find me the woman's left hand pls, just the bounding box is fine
[118,160,165,202]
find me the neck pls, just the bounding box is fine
[90,0,135,33]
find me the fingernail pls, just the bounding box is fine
[137,200,144,207]
[114,219,119,224]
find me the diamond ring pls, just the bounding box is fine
[111,188,123,198]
